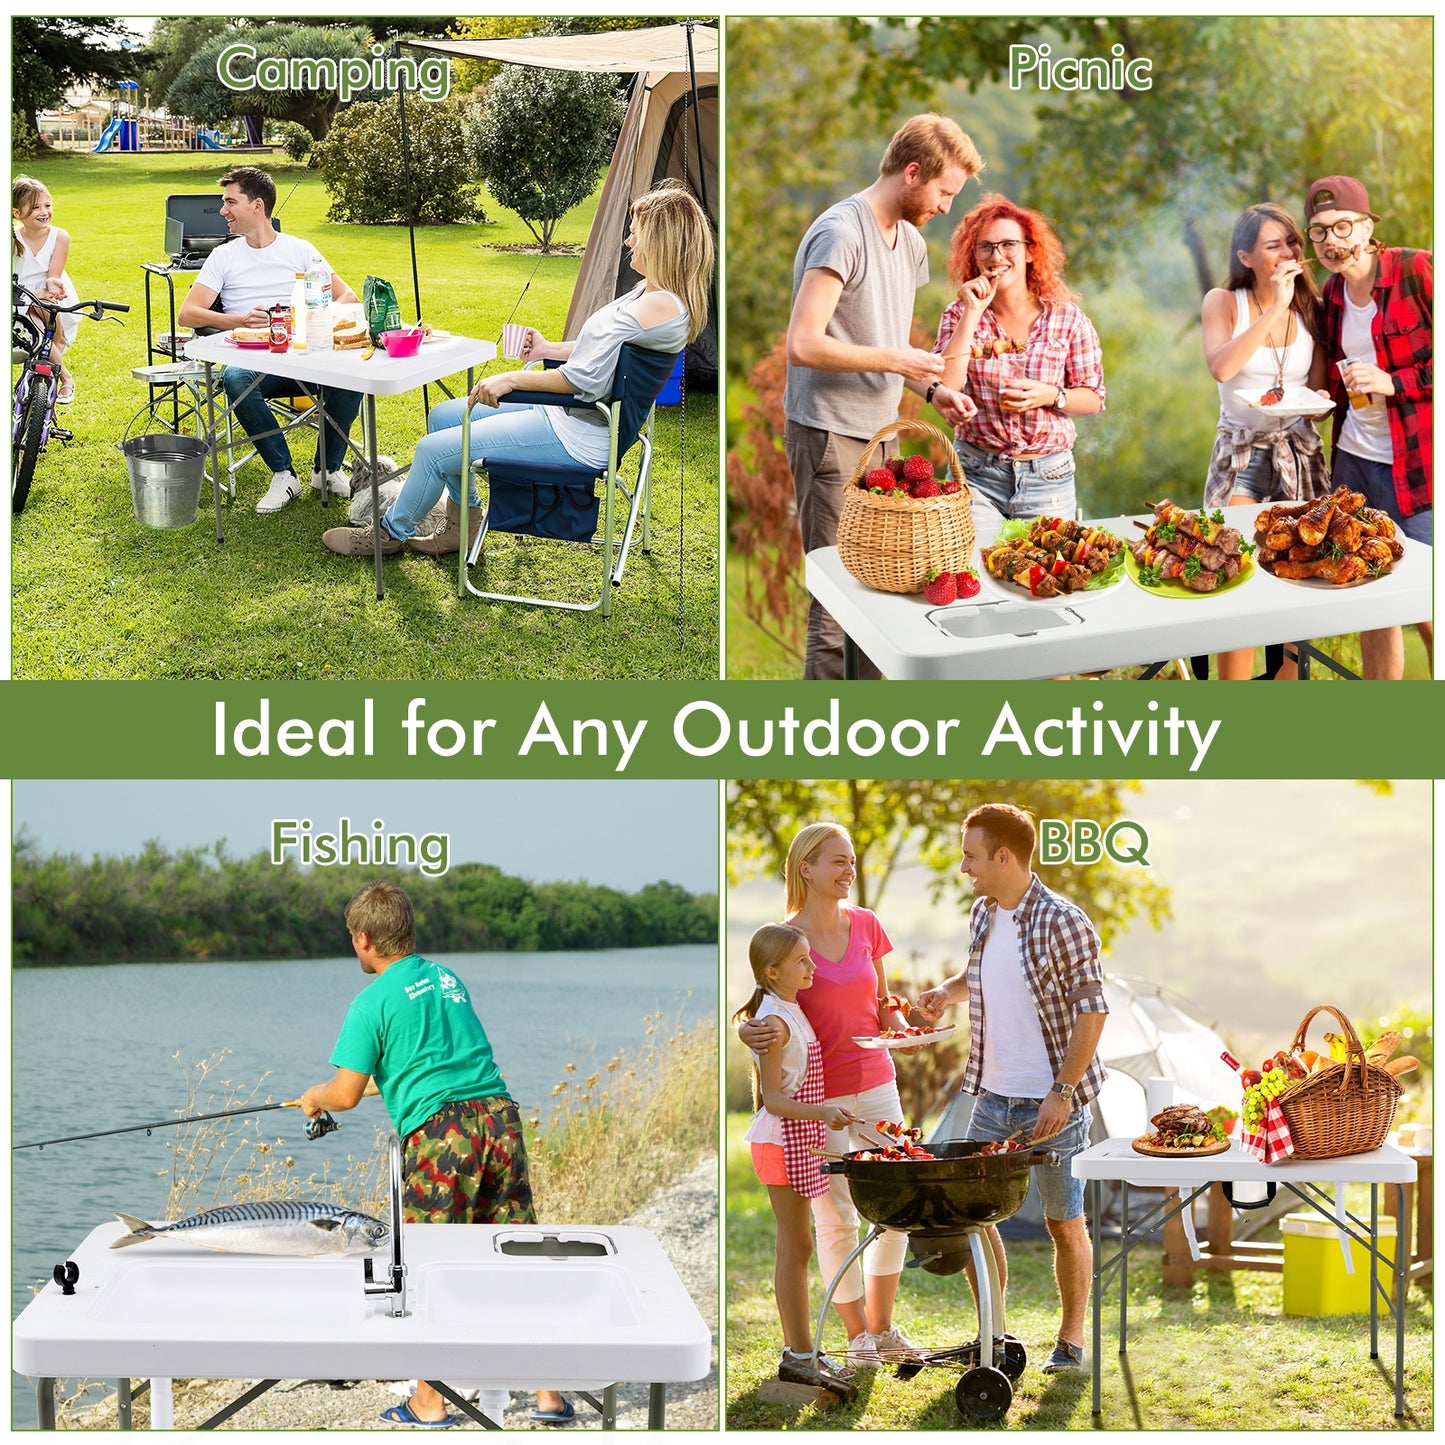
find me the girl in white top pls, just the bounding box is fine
[733,923,857,1398]
[12,176,81,403]
[1201,202,1329,680]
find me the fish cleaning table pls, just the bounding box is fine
[805,502,1432,679]
[1073,1138,1417,1422]
[14,1220,711,1429]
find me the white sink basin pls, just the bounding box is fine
[415,1261,642,1331]
[88,1258,364,1326]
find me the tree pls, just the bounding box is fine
[140,17,233,104]
[728,779,1171,950]
[12,18,139,143]
[468,48,627,253]
[165,22,376,142]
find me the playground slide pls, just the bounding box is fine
[92,117,122,152]
[198,132,224,150]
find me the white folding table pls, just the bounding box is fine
[186,332,497,599]
[805,502,1431,679]
[1073,1138,1417,1421]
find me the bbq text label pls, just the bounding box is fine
[1038,819,1150,868]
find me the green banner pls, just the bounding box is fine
[1,681,1442,778]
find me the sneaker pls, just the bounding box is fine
[875,1325,923,1362]
[1042,1338,1084,1373]
[778,1351,857,1401]
[256,469,301,514]
[312,467,352,499]
[846,1331,882,1365]
[322,522,404,557]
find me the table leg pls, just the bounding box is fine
[366,395,383,601]
[204,361,224,545]
[647,1383,665,1430]
[843,634,859,681]
[459,367,473,599]
[1393,1183,1406,1417]
[316,388,329,508]
[35,1378,57,1429]
[1119,1181,1129,1351]
[1090,1179,1103,1416]
[116,1379,132,1429]
[601,1383,618,1429]
[1369,1185,1379,1358]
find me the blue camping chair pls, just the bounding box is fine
[464,342,679,615]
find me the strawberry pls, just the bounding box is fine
[922,568,956,605]
[942,478,962,494]
[912,478,942,499]
[955,568,981,598]
[886,456,907,479]
[902,454,935,485]
[863,467,895,492]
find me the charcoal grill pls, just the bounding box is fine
[811,1141,1054,1422]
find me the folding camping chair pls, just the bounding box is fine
[463,342,679,616]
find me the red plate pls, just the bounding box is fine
[225,336,272,350]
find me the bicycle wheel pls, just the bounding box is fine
[12,376,48,514]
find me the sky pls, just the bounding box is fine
[12,779,718,893]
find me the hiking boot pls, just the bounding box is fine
[256,469,301,514]
[778,1351,857,1401]
[875,1325,923,1362]
[408,497,483,557]
[322,522,404,557]
[1042,1338,1084,1373]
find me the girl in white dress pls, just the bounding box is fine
[12,176,80,403]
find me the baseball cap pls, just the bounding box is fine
[1305,175,1379,222]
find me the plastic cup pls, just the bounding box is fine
[502,323,527,360]
[1338,357,1372,409]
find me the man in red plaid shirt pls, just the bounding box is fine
[917,804,1108,1375]
[1306,175,1432,679]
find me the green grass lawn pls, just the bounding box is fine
[12,151,719,680]
[725,1114,1432,1430]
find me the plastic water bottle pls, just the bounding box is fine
[305,255,332,351]
[290,271,307,349]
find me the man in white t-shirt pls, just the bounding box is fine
[917,803,1108,1375]
[178,166,363,515]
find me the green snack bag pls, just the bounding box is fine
[364,276,403,343]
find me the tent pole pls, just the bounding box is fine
[684,21,708,215]
[394,40,428,419]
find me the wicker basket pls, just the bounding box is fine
[1277,1005,1402,1160]
[836,419,976,594]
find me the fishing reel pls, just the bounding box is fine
[304,1111,340,1141]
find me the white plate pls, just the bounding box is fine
[422,329,452,343]
[851,1025,956,1050]
[1239,385,1335,419]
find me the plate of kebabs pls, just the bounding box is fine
[1132,1103,1231,1157]
[1126,501,1255,598]
[1254,485,1405,587]
[1239,384,1335,419]
[978,515,1127,603]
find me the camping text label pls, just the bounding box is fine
[1037,818,1151,868]
[1009,44,1153,92]
[217,44,450,104]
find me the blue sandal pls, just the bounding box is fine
[380,1401,460,1428]
[530,1398,577,1424]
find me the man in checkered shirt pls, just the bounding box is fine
[917,803,1108,1374]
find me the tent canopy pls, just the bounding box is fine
[406,24,717,75]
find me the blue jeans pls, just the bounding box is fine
[220,367,361,475]
[1332,446,1433,545]
[952,436,1077,540]
[383,398,575,542]
[967,1089,1092,1222]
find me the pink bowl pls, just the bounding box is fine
[380,328,424,358]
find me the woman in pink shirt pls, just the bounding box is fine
[738,823,918,1366]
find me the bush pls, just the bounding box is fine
[315,94,484,225]
[273,120,312,164]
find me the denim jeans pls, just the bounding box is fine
[968,1089,1092,1221]
[952,436,1077,542]
[382,398,575,542]
[220,367,362,475]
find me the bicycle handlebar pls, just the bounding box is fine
[13,284,129,317]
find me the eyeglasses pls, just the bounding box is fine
[1307,217,1367,243]
[975,239,1027,258]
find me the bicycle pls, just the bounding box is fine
[12,282,129,514]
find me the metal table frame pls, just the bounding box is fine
[1075,1140,1415,1421]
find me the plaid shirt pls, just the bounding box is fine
[935,300,1105,458]
[1320,247,1432,517]
[959,876,1109,1106]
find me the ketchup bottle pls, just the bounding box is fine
[268,303,289,353]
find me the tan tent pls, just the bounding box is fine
[407,24,718,381]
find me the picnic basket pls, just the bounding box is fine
[836,419,976,594]
[1278,1005,1402,1160]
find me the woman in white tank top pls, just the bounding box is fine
[1200,202,1330,679]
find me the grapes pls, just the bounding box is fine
[1241,1066,1295,1129]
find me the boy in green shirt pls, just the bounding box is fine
[299,880,572,1427]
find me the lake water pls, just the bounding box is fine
[11,945,715,1425]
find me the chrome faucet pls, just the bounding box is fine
[364,1132,409,1316]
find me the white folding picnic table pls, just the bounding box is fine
[1073,1138,1417,1421]
[805,502,1431,679]
[185,332,497,600]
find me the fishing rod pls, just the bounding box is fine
[15,1100,353,1151]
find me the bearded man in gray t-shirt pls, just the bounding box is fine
[784,114,984,679]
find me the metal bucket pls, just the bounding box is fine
[121,433,207,528]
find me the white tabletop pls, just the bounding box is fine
[806,502,1432,679]
[185,331,497,397]
[1074,1137,1418,1187]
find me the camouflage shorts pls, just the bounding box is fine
[402,1096,536,1225]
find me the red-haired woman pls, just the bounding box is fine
[933,195,1105,535]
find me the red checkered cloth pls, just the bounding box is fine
[1239,1097,1294,1164]
[780,1037,830,1198]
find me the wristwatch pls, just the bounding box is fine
[1050,1080,1076,1100]
[925,380,941,405]
[1052,386,1068,411]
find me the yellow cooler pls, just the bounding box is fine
[1281,1212,1396,1316]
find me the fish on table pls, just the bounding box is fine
[110,1200,389,1256]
